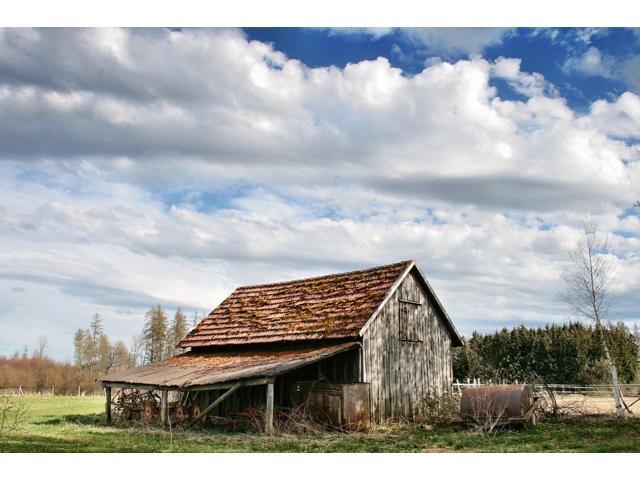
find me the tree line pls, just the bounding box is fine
[0,337,86,394]
[0,305,199,394]
[453,322,640,384]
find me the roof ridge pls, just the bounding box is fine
[235,260,414,290]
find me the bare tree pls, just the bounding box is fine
[36,336,48,359]
[35,335,49,392]
[560,218,628,417]
[130,334,145,366]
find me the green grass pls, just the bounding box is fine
[2,396,639,452]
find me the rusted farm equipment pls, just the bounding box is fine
[112,389,162,422]
[460,384,541,428]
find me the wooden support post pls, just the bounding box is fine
[160,389,168,428]
[189,382,243,426]
[265,379,274,435]
[105,386,112,425]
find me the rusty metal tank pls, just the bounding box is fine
[460,384,534,419]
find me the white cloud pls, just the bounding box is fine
[563,44,640,95]
[325,28,395,40]
[325,27,512,56]
[588,91,640,139]
[564,46,616,78]
[492,57,558,97]
[1,28,640,358]
[405,28,513,56]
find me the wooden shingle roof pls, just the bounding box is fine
[178,261,413,348]
[103,342,359,389]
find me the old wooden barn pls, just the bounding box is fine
[102,260,463,430]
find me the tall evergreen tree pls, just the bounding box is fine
[112,341,132,370]
[98,334,113,373]
[84,313,104,371]
[89,313,104,342]
[167,307,189,358]
[73,328,87,368]
[143,305,168,363]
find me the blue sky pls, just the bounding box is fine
[0,27,639,360]
[243,28,639,111]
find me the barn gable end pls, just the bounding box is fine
[362,266,456,422]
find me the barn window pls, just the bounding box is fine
[399,298,422,342]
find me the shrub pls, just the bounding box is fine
[414,391,459,425]
[0,395,27,451]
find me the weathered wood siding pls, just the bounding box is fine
[362,268,454,422]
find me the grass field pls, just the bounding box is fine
[1,396,639,453]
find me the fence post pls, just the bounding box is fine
[265,380,275,435]
[105,386,112,425]
[160,389,168,428]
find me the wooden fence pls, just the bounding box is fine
[0,386,102,396]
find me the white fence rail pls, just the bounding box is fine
[452,379,640,396]
[0,386,101,397]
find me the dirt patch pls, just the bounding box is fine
[555,394,640,415]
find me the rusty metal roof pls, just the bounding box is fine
[102,342,358,389]
[178,261,413,348]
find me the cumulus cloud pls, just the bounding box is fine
[0,28,639,358]
[564,46,616,78]
[563,43,640,94]
[405,27,513,56]
[588,91,640,139]
[325,27,512,56]
[492,56,558,97]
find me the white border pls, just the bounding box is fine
[1,0,638,27]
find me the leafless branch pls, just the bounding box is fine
[0,395,27,452]
[559,217,628,417]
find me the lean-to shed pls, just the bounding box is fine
[102,260,463,429]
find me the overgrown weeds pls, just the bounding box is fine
[0,395,28,451]
[414,391,460,425]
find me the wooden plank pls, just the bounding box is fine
[265,380,275,435]
[189,382,243,426]
[418,291,427,402]
[187,377,270,391]
[398,299,422,305]
[369,319,379,422]
[104,386,112,425]
[160,389,168,427]
[382,308,391,419]
[391,291,402,417]
[102,382,158,391]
